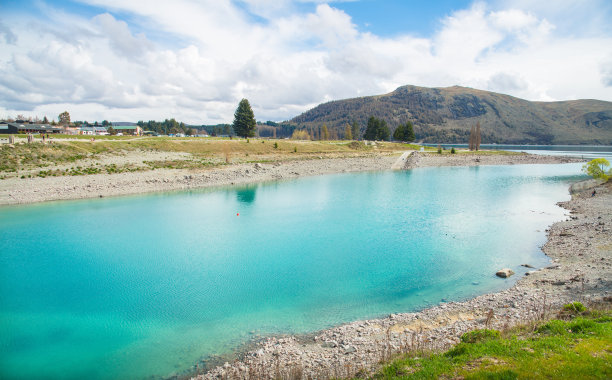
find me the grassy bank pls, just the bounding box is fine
[0,138,435,178]
[366,303,611,379]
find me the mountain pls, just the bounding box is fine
[286,85,612,144]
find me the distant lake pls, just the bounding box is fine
[0,163,587,379]
[423,144,612,161]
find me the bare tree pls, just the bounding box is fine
[476,121,482,151]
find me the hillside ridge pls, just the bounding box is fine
[286,85,612,144]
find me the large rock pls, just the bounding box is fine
[496,268,515,278]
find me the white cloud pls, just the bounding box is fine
[1,0,611,124]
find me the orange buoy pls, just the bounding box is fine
[237,213,239,216]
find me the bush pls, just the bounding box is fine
[347,141,367,150]
[274,142,279,149]
[451,147,456,154]
[537,319,567,335]
[563,302,586,314]
[460,329,501,343]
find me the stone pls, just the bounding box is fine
[496,268,515,278]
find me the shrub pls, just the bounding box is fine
[537,319,566,335]
[460,329,501,343]
[294,146,297,153]
[347,141,367,150]
[451,147,456,154]
[274,142,279,149]
[563,302,586,314]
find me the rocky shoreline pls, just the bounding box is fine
[193,178,611,380]
[0,151,583,206]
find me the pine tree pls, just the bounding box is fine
[405,121,415,142]
[393,124,405,141]
[476,121,481,151]
[364,117,378,140]
[232,99,256,138]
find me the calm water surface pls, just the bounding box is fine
[0,163,586,379]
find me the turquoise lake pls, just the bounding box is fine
[0,163,586,379]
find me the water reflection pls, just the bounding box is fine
[236,185,257,204]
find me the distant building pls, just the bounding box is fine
[112,125,143,135]
[0,123,62,134]
[79,126,109,135]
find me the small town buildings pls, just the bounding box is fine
[0,123,62,134]
[112,125,143,135]
[79,126,109,135]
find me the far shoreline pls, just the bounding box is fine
[0,150,585,206]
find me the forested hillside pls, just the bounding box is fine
[284,85,612,144]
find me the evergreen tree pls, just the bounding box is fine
[393,124,405,141]
[364,116,379,140]
[364,116,390,141]
[405,121,415,142]
[232,99,257,138]
[378,121,390,141]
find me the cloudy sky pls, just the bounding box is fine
[1,0,612,124]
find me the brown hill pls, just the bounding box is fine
[286,85,612,144]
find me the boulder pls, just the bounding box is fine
[496,268,515,278]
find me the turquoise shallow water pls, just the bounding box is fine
[0,163,585,379]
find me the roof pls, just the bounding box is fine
[8,123,61,131]
[79,126,108,131]
[112,125,139,130]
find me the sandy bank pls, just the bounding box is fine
[0,151,583,206]
[193,178,611,380]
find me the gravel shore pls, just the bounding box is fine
[194,178,611,380]
[0,151,582,206]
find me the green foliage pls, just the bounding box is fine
[232,98,257,138]
[370,304,612,380]
[461,329,501,344]
[563,302,586,314]
[451,147,456,154]
[582,158,610,180]
[58,111,70,126]
[273,142,279,149]
[364,116,390,141]
[393,121,415,142]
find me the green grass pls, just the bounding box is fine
[367,306,612,380]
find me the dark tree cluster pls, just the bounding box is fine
[364,116,390,141]
[392,121,415,142]
[137,119,194,135]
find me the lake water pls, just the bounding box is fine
[424,144,612,161]
[0,163,587,379]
